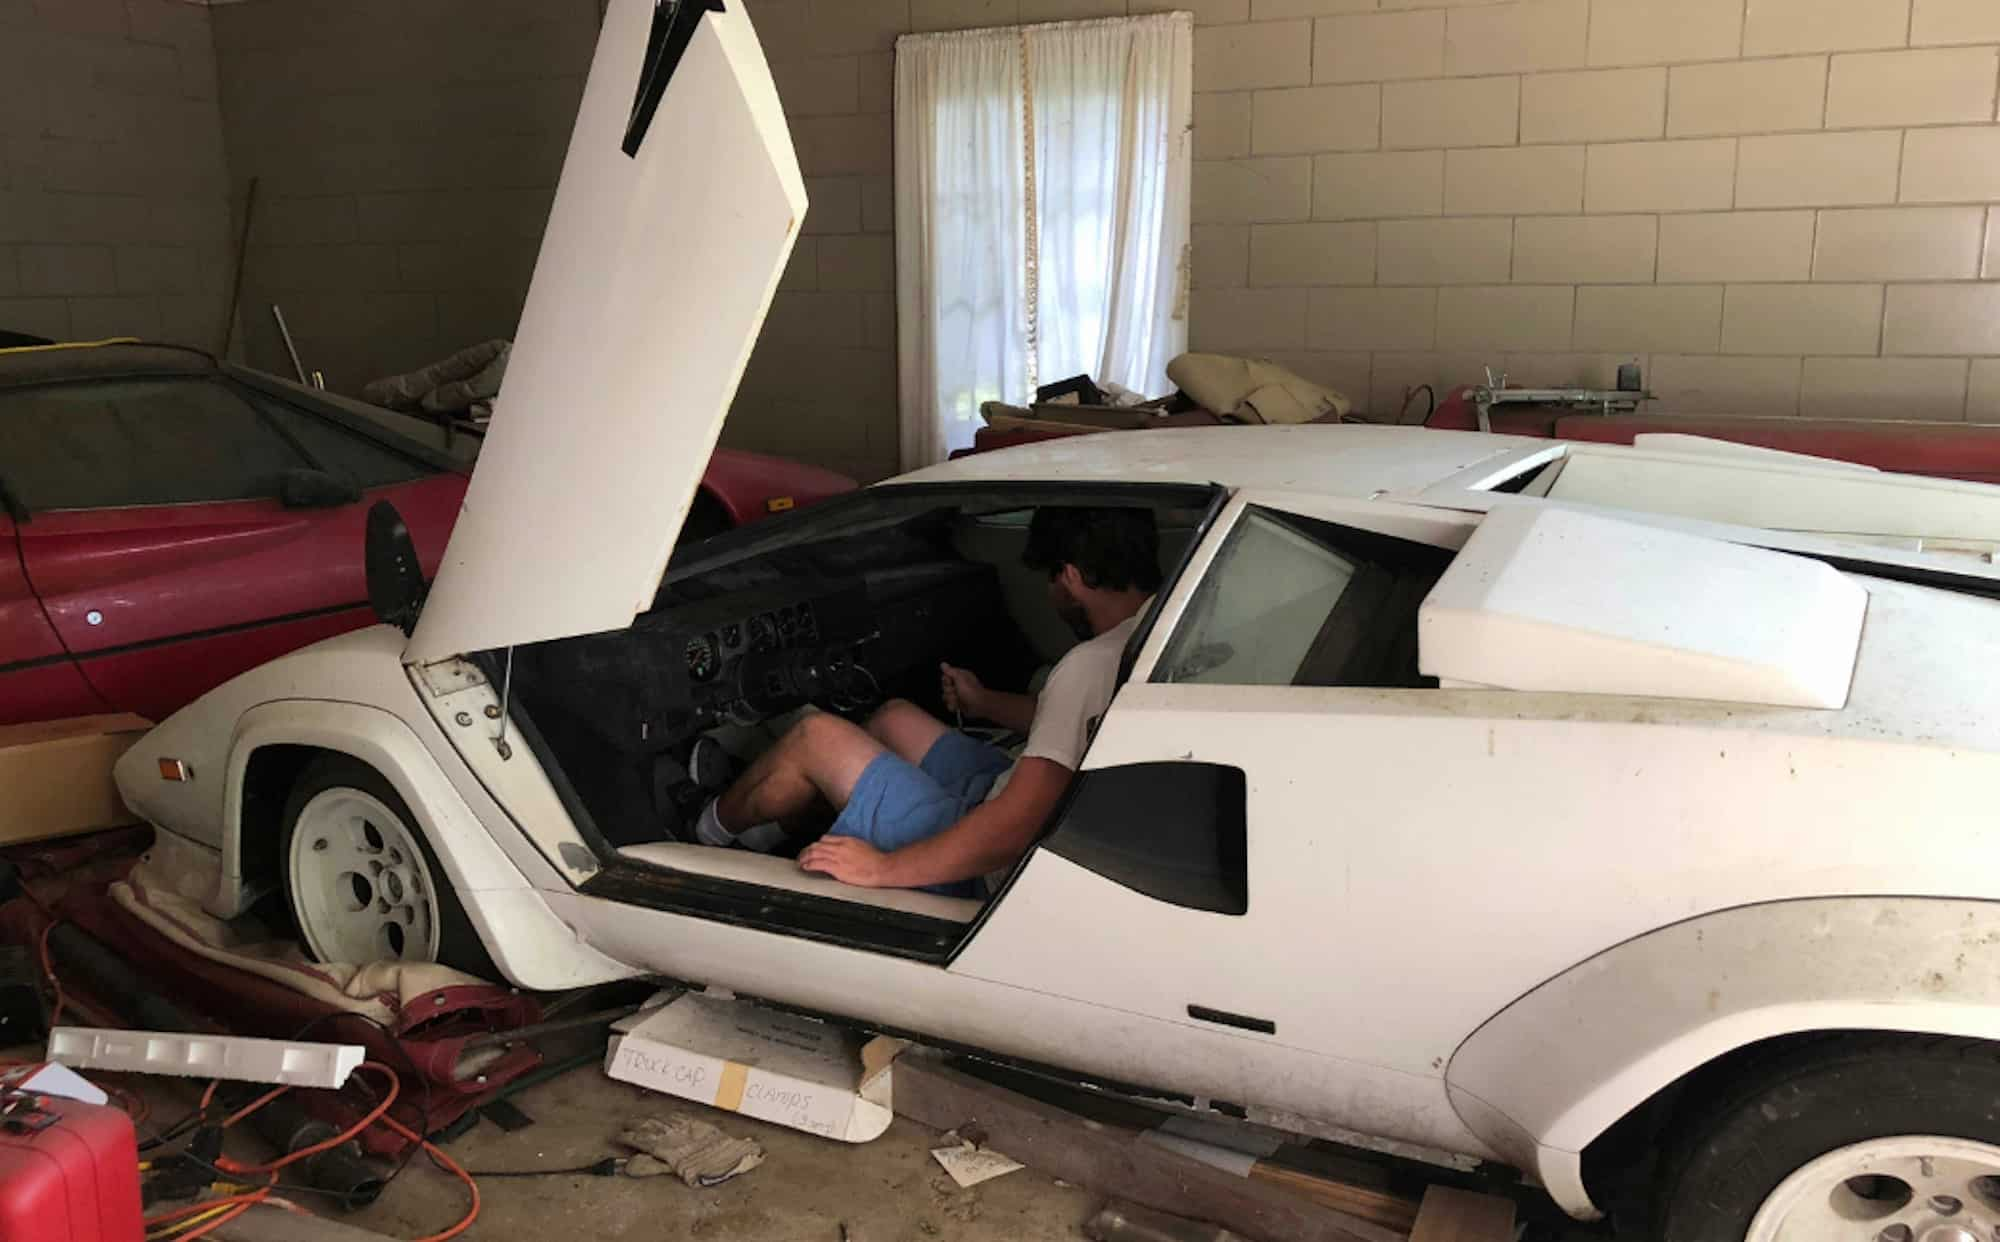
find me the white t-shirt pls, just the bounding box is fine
[985,602,1149,800]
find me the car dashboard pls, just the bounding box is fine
[512,557,1017,757]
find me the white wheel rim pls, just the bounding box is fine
[1747,1135,2000,1242]
[287,788,442,964]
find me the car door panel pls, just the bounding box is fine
[4,369,463,720]
[0,513,104,723]
[553,886,1358,1129]
[16,474,460,719]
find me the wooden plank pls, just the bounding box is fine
[894,1054,1405,1242]
[1249,1162,1422,1232]
[1409,1185,1516,1242]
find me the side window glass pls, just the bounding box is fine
[250,395,435,490]
[1153,507,1448,689]
[1,379,310,510]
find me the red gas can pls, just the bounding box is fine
[0,1090,144,1242]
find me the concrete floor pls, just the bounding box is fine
[4,1032,1615,1241]
[17,1046,1094,1242]
[345,1062,1098,1242]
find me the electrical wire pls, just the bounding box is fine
[461,1156,623,1178]
[283,1007,435,1192]
[33,924,471,1238]
[210,1061,399,1177]
[146,1199,241,1239]
[158,1199,257,1242]
[37,920,65,1029]
[218,1083,291,1130]
[375,1109,480,1242]
[143,1059,478,1241]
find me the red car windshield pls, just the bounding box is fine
[2,376,438,513]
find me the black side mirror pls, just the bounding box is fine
[279,468,363,509]
[366,500,427,637]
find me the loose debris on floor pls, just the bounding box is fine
[931,1134,1025,1188]
[619,1113,764,1186]
[2,824,1579,1242]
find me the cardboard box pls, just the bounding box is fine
[605,992,903,1143]
[0,714,150,846]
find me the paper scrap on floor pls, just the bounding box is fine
[932,1141,1024,1188]
[604,990,905,1142]
[0,1062,106,1106]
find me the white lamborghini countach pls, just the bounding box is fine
[114,2,2000,1239]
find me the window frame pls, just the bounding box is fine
[1123,490,1473,692]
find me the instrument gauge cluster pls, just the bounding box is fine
[683,633,721,682]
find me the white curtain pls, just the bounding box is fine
[895,13,1193,469]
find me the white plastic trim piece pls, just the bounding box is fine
[1420,503,1867,709]
[46,1027,364,1089]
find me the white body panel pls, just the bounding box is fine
[1449,896,2000,1217]
[113,393,2000,1211]
[409,0,806,660]
[115,627,636,992]
[1419,504,1867,708]
[1548,441,2000,544]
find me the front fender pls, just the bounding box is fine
[219,700,635,992]
[1446,896,2000,1218]
[224,700,530,906]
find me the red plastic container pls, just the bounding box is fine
[0,1090,144,1242]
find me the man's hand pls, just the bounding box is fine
[940,663,985,718]
[798,836,898,887]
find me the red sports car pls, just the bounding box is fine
[0,341,854,725]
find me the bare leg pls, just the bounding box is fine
[865,699,951,766]
[715,711,887,832]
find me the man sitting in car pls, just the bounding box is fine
[691,507,1161,895]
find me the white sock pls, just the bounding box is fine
[694,798,735,847]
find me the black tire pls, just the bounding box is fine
[1653,1034,2000,1241]
[278,754,499,981]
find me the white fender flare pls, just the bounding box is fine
[1445,896,2000,1218]
[224,700,637,992]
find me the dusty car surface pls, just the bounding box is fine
[111,3,2000,1240]
[0,341,852,725]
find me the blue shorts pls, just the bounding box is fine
[827,731,1012,898]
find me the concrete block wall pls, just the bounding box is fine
[734,0,1210,479]
[1190,0,2000,422]
[205,0,912,481]
[0,0,233,347]
[209,1,596,396]
[728,0,903,482]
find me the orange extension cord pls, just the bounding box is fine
[140,1064,480,1240]
[150,1064,482,1240]
[29,913,480,1240]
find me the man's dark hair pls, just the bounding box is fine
[1023,507,1162,593]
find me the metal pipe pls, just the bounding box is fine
[457,1002,646,1052]
[272,304,307,384]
